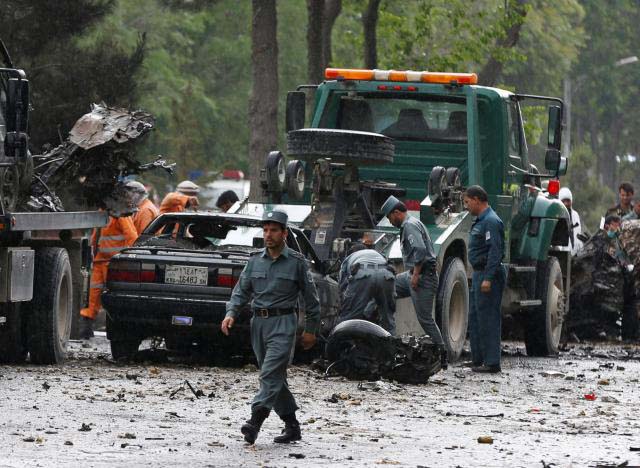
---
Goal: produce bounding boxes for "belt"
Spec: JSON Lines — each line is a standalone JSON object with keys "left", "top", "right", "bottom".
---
{"left": 253, "top": 307, "right": 295, "bottom": 318}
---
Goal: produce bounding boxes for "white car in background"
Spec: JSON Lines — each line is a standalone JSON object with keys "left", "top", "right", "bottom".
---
{"left": 200, "top": 170, "right": 250, "bottom": 210}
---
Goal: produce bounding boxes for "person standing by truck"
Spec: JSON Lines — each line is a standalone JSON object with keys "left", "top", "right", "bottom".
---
{"left": 126, "top": 180, "right": 159, "bottom": 234}
{"left": 464, "top": 185, "right": 505, "bottom": 373}
{"left": 559, "top": 187, "right": 583, "bottom": 255}
{"left": 79, "top": 214, "right": 138, "bottom": 339}
{"left": 607, "top": 182, "right": 634, "bottom": 218}
{"left": 221, "top": 210, "right": 320, "bottom": 445}
{"left": 381, "top": 195, "right": 447, "bottom": 368}
{"left": 338, "top": 243, "right": 396, "bottom": 333}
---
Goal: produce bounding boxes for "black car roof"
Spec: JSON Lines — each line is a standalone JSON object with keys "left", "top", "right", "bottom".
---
{"left": 143, "top": 211, "right": 265, "bottom": 234}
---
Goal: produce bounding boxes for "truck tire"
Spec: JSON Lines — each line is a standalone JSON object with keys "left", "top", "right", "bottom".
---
{"left": 27, "top": 248, "right": 73, "bottom": 364}
{"left": 436, "top": 257, "right": 469, "bottom": 362}
{"left": 287, "top": 129, "right": 394, "bottom": 165}
{"left": 107, "top": 313, "right": 141, "bottom": 361}
{"left": 285, "top": 160, "right": 305, "bottom": 201}
{"left": 524, "top": 257, "right": 565, "bottom": 356}
{"left": 0, "top": 303, "right": 27, "bottom": 364}
{"left": 427, "top": 166, "right": 447, "bottom": 197}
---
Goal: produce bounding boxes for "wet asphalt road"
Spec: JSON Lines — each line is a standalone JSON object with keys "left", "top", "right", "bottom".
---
{"left": 1, "top": 337, "right": 639, "bottom": 468}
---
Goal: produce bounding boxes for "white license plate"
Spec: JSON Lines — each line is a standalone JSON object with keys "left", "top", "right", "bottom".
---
{"left": 165, "top": 265, "right": 208, "bottom": 286}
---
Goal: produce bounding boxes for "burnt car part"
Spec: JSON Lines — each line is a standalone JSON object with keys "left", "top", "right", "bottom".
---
{"left": 26, "top": 104, "right": 174, "bottom": 216}
{"left": 324, "top": 319, "right": 442, "bottom": 384}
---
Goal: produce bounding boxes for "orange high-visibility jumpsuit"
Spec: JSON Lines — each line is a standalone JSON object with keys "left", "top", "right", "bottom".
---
{"left": 80, "top": 216, "right": 138, "bottom": 320}
{"left": 159, "top": 192, "right": 197, "bottom": 214}
{"left": 133, "top": 198, "right": 159, "bottom": 234}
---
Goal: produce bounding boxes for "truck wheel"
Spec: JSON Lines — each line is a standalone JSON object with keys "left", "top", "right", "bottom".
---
{"left": 285, "top": 160, "right": 305, "bottom": 200}
{"left": 436, "top": 257, "right": 469, "bottom": 362}
{"left": 428, "top": 166, "right": 447, "bottom": 197}
{"left": 27, "top": 248, "right": 73, "bottom": 364}
{"left": 525, "top": 257, "right": 565, "bottom": 356}
{"left": 107, "top": 314, "right": 141, "bottom": 361}
{"left": 0, "top": 303, "right": 27, "bottom": 364}
{"left": 287, "top": 129, "right": 394, "bottom": 165}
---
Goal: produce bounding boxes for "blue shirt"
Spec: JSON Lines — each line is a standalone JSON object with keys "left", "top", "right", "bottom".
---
{"left": 468, "top": 206, "right": 505, "bottom": 280}
{"left": 225, "top": 245, "right": 321, "bottom": 333}
{"left": 400, "top": 215, "right": 436, "bottom": 269}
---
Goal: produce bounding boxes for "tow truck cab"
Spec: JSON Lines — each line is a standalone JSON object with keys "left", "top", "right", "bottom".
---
{"left": 283, "top": 68, "right": 571, "bottom": 360}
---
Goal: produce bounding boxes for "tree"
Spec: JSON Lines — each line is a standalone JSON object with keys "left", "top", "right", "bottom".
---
{"left": 307, "top": 0, "right": 325, "bottom": 84}
{"left": 362, "top": 0, "right": 381, "bottom": 69}
{"left": 248, "top": 0, "right": 278, "bottom": 199}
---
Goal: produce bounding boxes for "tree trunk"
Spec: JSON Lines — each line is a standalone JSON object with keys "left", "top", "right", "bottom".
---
{"left": 307, "top": 0, "right": 325, "bottom": 84}
{"left": 322, "top": 0, "right": 342, "bottom": 68}
{"left": 249, "top": 0, "right": 278, "bottom": 200}
{"left": 478, "top": 0, "right": 528, "bottom": 87}
{"left": 362, "top": 0, "right": 381, "bottom": 69}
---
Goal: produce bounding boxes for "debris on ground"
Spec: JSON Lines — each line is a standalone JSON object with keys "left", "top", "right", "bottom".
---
{"left": 323, "top": 320, "right": 441, "bottom": 384}
{"left": 477, "top": 436, "right": 494, "bottom": 444}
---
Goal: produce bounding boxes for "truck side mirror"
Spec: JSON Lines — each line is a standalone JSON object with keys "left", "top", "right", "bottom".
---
{"left": 286, "top": 91, "right": 306, "bottom": 133}
{"left": 544, "top": 148, "right": 561, "bottom": 173}
{"left": 547, "top": 105, "right": 562, "bottom": 150}
{"left": 558, "top": 156, "right": 568, "bottom": 176}
{"left": 6, "top": 77, "right": 29, "bottom": 133}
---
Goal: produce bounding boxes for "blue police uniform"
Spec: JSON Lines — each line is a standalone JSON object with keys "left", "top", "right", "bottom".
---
{"left": 338, "top": 249, "right": 396, "bottom": 333}
{"left": 226, "top": 214, "right": 320, "bottom": 420}
{"left": 468, "top": 206, "right": 505, "bottom": 368}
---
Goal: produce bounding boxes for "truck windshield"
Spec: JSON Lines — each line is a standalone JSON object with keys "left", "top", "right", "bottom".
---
{"left": 335, "top": 94, "right": 467, "bottom": 143}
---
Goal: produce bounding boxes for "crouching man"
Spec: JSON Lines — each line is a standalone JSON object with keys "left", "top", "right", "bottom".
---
{"left": 338, "top": 243, "right": 396, "bottom": 333}
{"left": 221, "top": 209, "right": 320, "bottom": 444}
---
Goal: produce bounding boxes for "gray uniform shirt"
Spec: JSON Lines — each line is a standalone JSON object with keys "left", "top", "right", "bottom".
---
{"left": 400, "top": 215, "right": 436, "bottom": 269}
{"left": 339, "top": 249, "right": 388, "bottom": 293}
{"left": 225, "top": 245, "right": 321, "bottom": 333}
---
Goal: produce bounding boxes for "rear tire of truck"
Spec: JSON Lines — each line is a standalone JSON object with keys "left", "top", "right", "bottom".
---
{"left": 525, "top": 257, "right": 565, "bottom": 356}
{"left": 287, "top": 129, "right": 394, "bottom": 165}
{"left": 27, "top": 248, "right": 73, "bottom": 365}
{"left": 107, "top": 314, "right": 141, "bottom": 361}
{"left": 0, "top": 303, "right": 27, "bottom": 364}
{"left": 285, "top": 160, "right": 305, "bottom": 201}
{"left": 436, "top": 257, "right": 469, "bottom": 362}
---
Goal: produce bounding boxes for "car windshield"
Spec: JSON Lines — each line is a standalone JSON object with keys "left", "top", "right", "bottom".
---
{"left": 144, "top": 216, "right": 265, "bottom": 249}
{"left": 334, "top": 94, "right": 467, "bottom": 143}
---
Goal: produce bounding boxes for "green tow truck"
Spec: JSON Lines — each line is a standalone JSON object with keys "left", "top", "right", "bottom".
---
{"left": 259, "top": 67, "right": 571, "bottom": 362}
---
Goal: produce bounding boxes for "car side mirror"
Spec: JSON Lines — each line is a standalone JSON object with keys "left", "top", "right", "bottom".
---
{"left": 547, "top": 105, "right": 562, "bottom": 151}
{"left": 286, "top": 91, "right": 306, "bottom": 133}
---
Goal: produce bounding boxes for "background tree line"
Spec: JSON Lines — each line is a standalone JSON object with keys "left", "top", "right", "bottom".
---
{"left": 1, "top": 0, "right": 637, "bottom": 230}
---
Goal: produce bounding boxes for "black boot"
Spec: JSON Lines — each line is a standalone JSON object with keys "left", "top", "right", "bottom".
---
{"left": 273, "top": 413, "right": 301, "bottom": 443}
{"left": 439, "top": 346, "right": 448, "bottom": 371}
{"left": 79, "top": 317, "right": 94, "bottom": 340}
{"left": 241, "top": 407, "right": 270, "bottom": 444}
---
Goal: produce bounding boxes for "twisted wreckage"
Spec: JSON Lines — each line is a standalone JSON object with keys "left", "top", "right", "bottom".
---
{"left": 10, "top": 104, "right": 173, "bottom": 216}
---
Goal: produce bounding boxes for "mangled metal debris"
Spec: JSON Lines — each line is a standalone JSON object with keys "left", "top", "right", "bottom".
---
{"left": 24, "top": 104, "right": 174, "bottom": 216}
{"left": 323, "top": 319, "right": 442, "bottom": 384}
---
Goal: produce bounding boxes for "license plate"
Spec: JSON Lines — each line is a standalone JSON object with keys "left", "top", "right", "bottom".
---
{"left": 165, "top": 265, "right": 208, "bottom": 285}
{"left": 172, "top": 316, "right": 193, "bottom": 326}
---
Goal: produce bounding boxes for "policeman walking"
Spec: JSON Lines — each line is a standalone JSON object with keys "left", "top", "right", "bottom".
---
{"left": 221, "top": 210, "right": 320, "bottom": 445}
{"left": 464, "top": 185, "right": 505, "bottom": 373}
{"left": 381, "top": 196, "right": 447, "bottom": 367}
{"left": 338, "top": 243, "right": 396, "bottom": 333}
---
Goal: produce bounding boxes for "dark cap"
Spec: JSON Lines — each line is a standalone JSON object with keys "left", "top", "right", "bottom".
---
{"left": 381, "top": 195, "right": 402, "bottom": 217}
{"left": 262, "top": 209, "right": 288, "bottom": 227}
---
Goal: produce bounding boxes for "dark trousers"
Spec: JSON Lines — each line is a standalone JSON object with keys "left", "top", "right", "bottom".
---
{"left": 469, "top": 268, "right": 505, "bottom": 367}
{"left": 250, "top": 313, "right": 298, "bottom": 416}
{"left": 395, "top": 268, "right": 444, "bottom": 345}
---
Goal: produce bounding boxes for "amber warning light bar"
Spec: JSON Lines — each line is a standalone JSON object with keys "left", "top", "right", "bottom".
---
{"left": 325, "top": 68, "right": 478, "bottom": 85}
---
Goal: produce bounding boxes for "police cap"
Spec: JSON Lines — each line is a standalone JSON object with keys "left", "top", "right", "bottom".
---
{"left": 262, "top": 209, "right": 288, "bottom": 228}
{"left": 381, "top": 195, "right": 405, "bottom": 217}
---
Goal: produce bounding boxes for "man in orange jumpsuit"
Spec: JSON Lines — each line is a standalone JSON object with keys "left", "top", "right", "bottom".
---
{"left": 126, "top": 180, "right": 159, "bottom": 234}
{"left": 159, "top": 180, "right": 200, "bottom": 214}
{"left": 79, "top": 215, "right": 138, "bottom": 339}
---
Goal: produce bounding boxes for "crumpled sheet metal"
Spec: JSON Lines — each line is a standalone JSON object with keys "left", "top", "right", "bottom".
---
{"left": 69, "top": 104, "right": 154, "bottom": 150}
{"left": 27, "top": 104, "right": 173, "bottom": 216}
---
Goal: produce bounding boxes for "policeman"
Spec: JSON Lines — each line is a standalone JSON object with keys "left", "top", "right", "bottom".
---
{"left": 221, "top": 210, "right": 320, "bottom": 445}
{"left": 464, "top": 185, "right": 505, "bottom": 373}
{"left": 338, "top": 243, "right": 396, "bottom": 333}
{"left": 381, "top": 196, "right": 446, "bottom": 367}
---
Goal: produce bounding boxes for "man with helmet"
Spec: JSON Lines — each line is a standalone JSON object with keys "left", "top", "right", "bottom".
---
{"left": 125, "top": 180, "right": 159, "bottom": 234}
{"left": 159, "top": 180, "right": 200, "bottom": 214}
